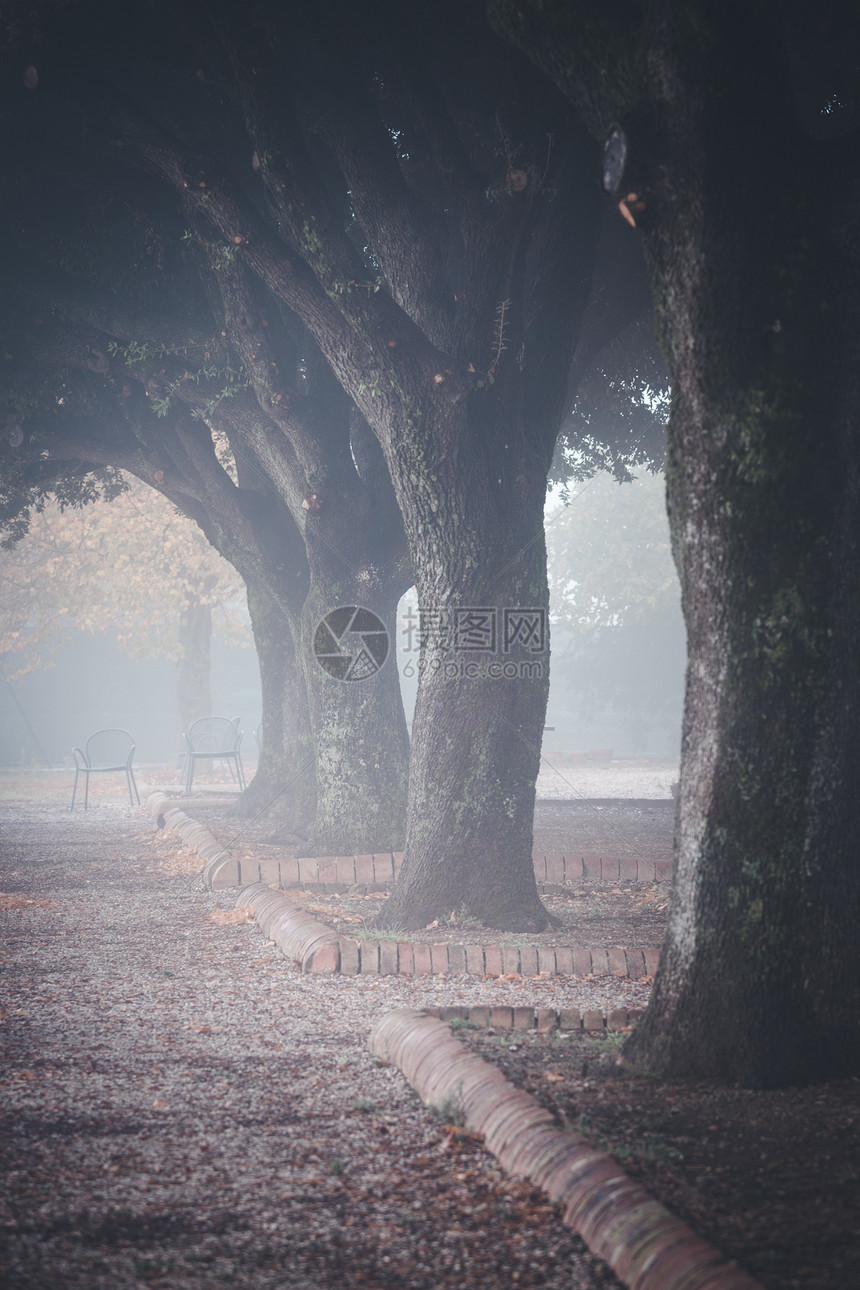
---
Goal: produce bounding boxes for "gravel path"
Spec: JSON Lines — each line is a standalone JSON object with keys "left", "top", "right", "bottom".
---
{"left": 0, "top": 803, "right": 652, "bottom": 1289}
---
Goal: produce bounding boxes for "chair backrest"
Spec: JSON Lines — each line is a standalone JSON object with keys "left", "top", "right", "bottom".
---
{"left": 85, "top": 728, "right": 136, "bottom": 768}
{"left": 186, "top": 716, "right": 241, "bottom": 753}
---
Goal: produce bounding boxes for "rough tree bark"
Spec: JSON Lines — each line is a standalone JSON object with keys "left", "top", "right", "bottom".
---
{"left": 492, "top": 0, "right": 860, "bottom": 1081}
{"left": 0, "top": 0, "right": 651, "bottom": 927}
{"left": 237, "top": 579, "right": 317, "bottom": 838}
{"left": 153, "top": 0, "right": 603, "bottom": 927}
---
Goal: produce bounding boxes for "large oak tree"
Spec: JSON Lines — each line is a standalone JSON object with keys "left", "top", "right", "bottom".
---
{"left": 492, "top": 0, "right": 860, "bottom": 1082}
{"left": 2, "top": 0, "right": 657, "bottom": 928}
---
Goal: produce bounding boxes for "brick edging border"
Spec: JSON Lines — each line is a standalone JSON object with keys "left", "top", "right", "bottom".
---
{"left": 235, "top": 881, "right": 659, "bottom": 982}
{"left": 142, "top": 786, "right": 672, "bottom": 888}
{"left": 143, "top": 790, "right": 662, "bottom": 982}
{"left": 368, "top": 1009, "right": 762, "bottom": 1290}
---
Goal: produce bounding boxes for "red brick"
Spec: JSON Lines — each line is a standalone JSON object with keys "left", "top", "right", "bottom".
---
{"left": 396, "top": 942, "right": 414, "bottom": 975}
{"left": 638, "top": 859, "right": 657, "bottom": 882}
{"left": 583, "top": 1010, "right": 604, "bottom": 1032}
{"left": 468, "top": 1006, "right": 490, "bottom": 1028}
{"left": 254, "top": 857, "right": 278, "bottom": 886}
{"left": 440, "top": 1005, "right": 469, "bottom": 1023}
{"left": 590, "top": 948, "right": 610, "bottom": 976}
{"left": 559, "top": 1008, "right": 581, "bottom": 1032}
{"left": 305, "top": 942, "right": 339, "bottom": 974}
{"left": 412, "top": 943, "right": 433, "bottom": 975}
{"left": 655, "top": 859, "right": 672, "bottom": 883}
{"left": 608, "top": 948, "right": 628, "bottom": 977}
{"left": 572, "top": 948, "right": 592, "bottom": 977}
{"left": 317, "top": 860, "right": 338, "bottom": 885}
{"left": 276, "top": 858, "right": 300, "bottom": 888}
{"left": 536, "top": 1007, "right": 558, "bottom": 1032}
{"left": 297, "top": 857, "right": 319, "bottom": 885}
{"left": 582, "top": 854, "right": 601, "bottom": 878}
{"left": 354, "top": 854, "right": 375, "bottom": 885}
{"left": 532, "top": 852, "right": 547, "bottom": 883}
{"left": 563, "top": 854, "right": 584, "bottom": 881}
{"left": 607, "top": 1009, "right": 629, "bottom": 1032}
{"left": 538, "top": 947, "right": 557, "bottom": 975}
{"left": 210, "top": 858, "right": 240, "bottom": 888}
{"left": 379, "top": 940, "right": 399, "bottom": 975}
{"left": 335, "top": 856, "right": 356, "bottom": 884}
{"left": 554, "top": 947, "right": 574, "bottom": 976}
{"left": 625, "top": 949, "right": 646, "bottom": 978}
{"left": 519, "top": 945, "right": 539, "bottom": 977}
{"left": 430, "top": 943, "right": 449, "bottom": 974}
{"left": 359, "top": 941, "right": 379, "bottom": 974}
{"left": 501, "top": 945, "right": 521, "bottom": 975}
{"left": 618, "top": 857, "right": 639, "bottom": 881}
{"left": 602, "top": 856, "right": 620, "bottom": 881}
{"left": 464, "top": 945, "right": 485, "bottom": 975}
{"left": 239, "top": 858, "right": 259, "bottom": 884}
{"left": 513, "top": 1006, "right": 536, "bottom": 1030}
{"left": 483, "top": 945, "right": 503, "bottom": 977}
{"left": 544, "top": 852, "right": 565, "bottom": 885}
{"left": 339, "top": 938, "right": 360, "bottom": 975}
{"left": 447, "top": 944, "right": 467, "bottom": 975}
{"left": 373, "top": 853, "right": 394, "bottom": 885}
{"left": 644, "top": 948, "right": 661, "bottom": 975}
{"left": 491, "top": 1006, "right": 513, "bottom": 1029}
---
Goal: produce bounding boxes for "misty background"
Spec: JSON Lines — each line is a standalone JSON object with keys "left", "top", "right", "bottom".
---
{"left": 0, "top": 470, "right": 684, "bottom": 767}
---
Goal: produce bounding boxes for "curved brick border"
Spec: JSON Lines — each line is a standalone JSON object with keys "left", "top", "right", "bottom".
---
{"left": 233, "top": 883, "right": 659, "bottom": 982}
{"left": 143, "top": 789, "right": 226, "bottom": 875}
{"left": 144, "top": 791, "right": 662, "bottom": 981}
{"left": 369, "top": 1009, "right": 762, "bottom": 1290}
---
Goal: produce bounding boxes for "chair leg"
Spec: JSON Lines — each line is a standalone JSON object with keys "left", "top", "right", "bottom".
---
{"left": 237, "top": 752, "right": 246, "bottom": 791}
{"left": 83, "top": 771, "right": 89, "bottom": 811}
{"left": 186, "top": 755, "right": 195, "bottom": 794}
{"left": 127, "top": 768, "right": 140, "bottom": 806}
{"left": 71, "top": 768, "right": 78, "bottom": 810}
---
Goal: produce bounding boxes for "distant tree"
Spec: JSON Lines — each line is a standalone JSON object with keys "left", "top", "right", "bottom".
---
{"left": 0, "top": 475, "right": 250, "bottom": 742}
{"left": 546, "top": 470, "right": 683, "bottom": 750}
{"left": 492, "top": 0, "right": 860, "bottom": 1084}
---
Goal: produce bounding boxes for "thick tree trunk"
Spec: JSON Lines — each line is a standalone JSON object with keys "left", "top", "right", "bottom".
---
{"left": 234, "top": 581, "right": 317, "bottom": 839}
{"left": 492, "top": 0, "right": 860, "bottom": 1081}
{"left": 624, "top": 187, "right": 860, "bottom": 1081}
{"left": 176, "top": 598, "right": 211, "bottom": 753}
{"left": 379, "top": 414, "right": 553, "bottom": 932}
{"left": 300, "top": 577, "right": 410, "bottom": 856}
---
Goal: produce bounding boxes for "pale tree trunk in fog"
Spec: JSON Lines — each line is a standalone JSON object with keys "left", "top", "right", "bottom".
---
{"left": 235, "top": 581, "right": 318, "bottom": 840}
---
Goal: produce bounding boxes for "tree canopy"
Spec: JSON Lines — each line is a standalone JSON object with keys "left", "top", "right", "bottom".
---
{"left": 0, "top": 0, "right": 668, "bottom": 929}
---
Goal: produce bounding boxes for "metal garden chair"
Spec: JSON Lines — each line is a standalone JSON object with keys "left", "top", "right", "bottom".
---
{"left": 183, "top": 716, "right": 245, "bottom": 792}
{"left": 70, "top": 728, "right": 140, "bottom": 810}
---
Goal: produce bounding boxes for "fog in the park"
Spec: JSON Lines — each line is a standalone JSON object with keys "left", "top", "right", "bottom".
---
{"left": 1, "top": 4, "right": 858, "bottom": 1286}
{"left": 1, "top": 471, "right": 683, "bottom": 770}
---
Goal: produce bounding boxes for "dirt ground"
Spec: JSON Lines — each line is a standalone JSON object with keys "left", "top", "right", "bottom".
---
{"left": 2, "top": 771, "right": 857, "bottom": 1288}
{"left": 461, "top": 1028, "right": 860, "bottom": 1290}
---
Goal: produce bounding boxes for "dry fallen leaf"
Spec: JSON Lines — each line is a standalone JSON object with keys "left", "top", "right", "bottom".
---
{"left": 545, "top": 1071, "right": 565, "bottom": 1082}
{"left": 207, "top": 908, "right": 254, "bottom": 925}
